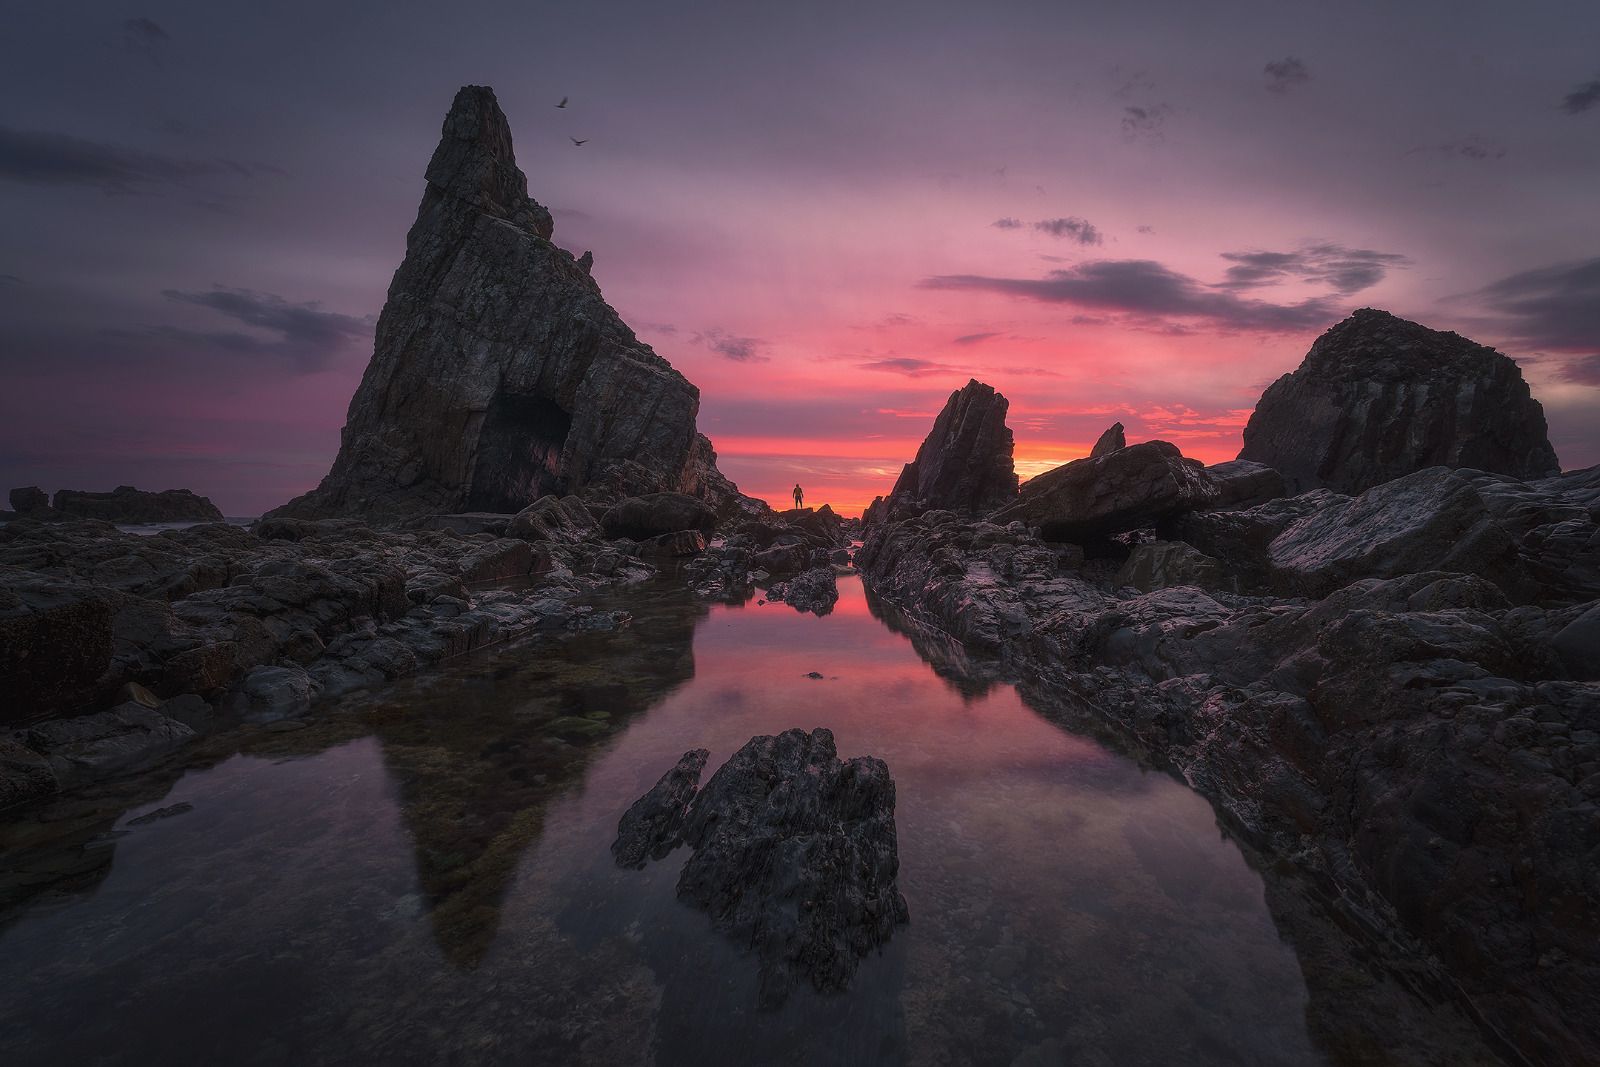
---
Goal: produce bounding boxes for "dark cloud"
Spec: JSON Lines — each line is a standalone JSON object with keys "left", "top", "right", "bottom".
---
{"left": 0, "top": 125, "right": 278, "bottom": 193}
{"left": 1136, "top": 225, "right": 1154, "bottom": 234}
{"left": 1218, "top": 243, "right": 1409, "bottom": 295}
{"left": 105, "top": 287, "right": 373, "bottom": 373}
{"left": 692, "top": 327, "right": 768, "bottom": 362}
{"left": 121, "top": 17, "right": 170, "bottom": 64}
{"left": 1561, "top": 355, "right": 1600, "bottom": 385}
{"left": 1410, "top": 137, "right": 1507, "bottom": 161}
{"left": 858, "top": 357, "right": 963, "bottom": 376}
{"left": 922, "top": 259, "right": 1341, "bottom": 333}
{"left": 1121, "top": 104, "right": 1171, "bottom": 139}
{"left": 1472, "top": 256, "right": 1600, "bottom": 355}
{"left": 1264, "top": 57, "right": 1309, "bottom": 95}
{"left": 992, "top": 217, "right": 1022, "bottom": 229}
{"left": 1034, "top": 217, "right": 1102, "bottom": 244}
{"left": 1559, "top": 78, "right": 1600, "bottom": 114}
{"left": 953, "top": 332, "right": 999, "bottom": 345}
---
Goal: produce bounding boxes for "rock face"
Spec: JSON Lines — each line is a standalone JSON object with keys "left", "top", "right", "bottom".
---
{"left": 50, "top": 487, "right": 223, "bottom": 524}
{"left": 270, "top": 86, "right": 745, "bottom": 521}
{"left": 613, "top": 728, "right": 909, "bottom": 1007}
{"left": 868, "top": 379, "right": 1017, "bottom": 521}
{"left": 1089, "top": 422, "right": 1125, "bottom": 458}
{"left": 992, "top": 440, "right": 1219, "bottom": 543}
{"left": 599, "top": 493, "right": 715, "bottom": 540}
{"left": 1239, "top": 308, "right": 1560, "bottom": 494}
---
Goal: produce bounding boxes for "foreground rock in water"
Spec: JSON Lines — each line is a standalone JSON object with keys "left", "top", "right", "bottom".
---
{"left": 614, "top": 728, "right": 909, "bottom": 1007}
{"left": 270, "top": 85, "right": 749, "bottom": 521}
{"left": 857, "top": 461, "right": 1600, "bottom": 1063}
{"left": 764, "top": 565, "right": 840, "bottom": 615}
{"left": 866, "top": 378, "right": 1018, "bottom": 523}
{"left": 1239, "top": 308, "right": 1560, "bottom": 494}
{"left": 992, "top": 440, "right": 1219, "bottom": 543}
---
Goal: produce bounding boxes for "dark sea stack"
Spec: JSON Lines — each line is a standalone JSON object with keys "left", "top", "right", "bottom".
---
{"left": 1089, "top": 422, "right": 1125, "bottom": 458}
{"left": 873, "top": 379, "right": 1018, "bottom": 521}
{"left": 269, "top": 86, "right": 744, "bottom": 521}
{"left": 51, "top": 486, "right": 223, "bottom": 524}
{"left": 9, "top": 487, "right": 50, "bottom": 515}
{"left": 1239, "top": 308, "right": 1561, "bottom": 494}
{"left": 991, "top": 440, "right": 1219, "bottom": 543}
{"left": 614, "top": 728, "right": 909, "bottom": 1007}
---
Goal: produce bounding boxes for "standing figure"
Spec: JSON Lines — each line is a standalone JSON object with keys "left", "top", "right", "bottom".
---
{"left": 792, "top": 483, "right": 804, "bottom": 510}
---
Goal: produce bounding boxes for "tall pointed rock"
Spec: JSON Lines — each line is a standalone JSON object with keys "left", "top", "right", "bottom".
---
{"left": 866, "top": 379, "right": 1018, "bottom": 522}
{"left": 271, "top": 86, "right": 735, "bottom": 519}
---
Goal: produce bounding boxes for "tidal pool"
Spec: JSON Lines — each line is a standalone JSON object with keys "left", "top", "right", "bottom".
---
{"left": 0, "top": 572, "right": 1360, "bottom": 1064}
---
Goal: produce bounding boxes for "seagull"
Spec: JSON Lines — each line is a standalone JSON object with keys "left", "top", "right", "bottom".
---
{"left": 556, "top": 96, "right": 568, "bottom": 108}
{"left": 571, "top": 136, "right": 587, "bottom": 146}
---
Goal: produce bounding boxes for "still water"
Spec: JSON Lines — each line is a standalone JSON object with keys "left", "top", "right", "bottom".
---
{"left": 0, "top": 572, "right": 1330, "bottom": 1065}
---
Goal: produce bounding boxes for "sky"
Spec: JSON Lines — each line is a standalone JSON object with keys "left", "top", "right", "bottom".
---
{"left": 1, "top": 1, "right": 1597, "bottom": 517}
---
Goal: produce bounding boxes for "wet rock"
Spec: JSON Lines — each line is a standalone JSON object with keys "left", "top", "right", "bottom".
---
{"left": 1552, "top": 604, "right": 1600, "bottom": 680}
{"left": 751, "top": 543, "right": 810, "bottom": 575}
{"left": 1089, "top": 422, "right": 1125, "bottom": 458}
{"left": 127, "top": 801, "right": 194, "bottom": 826}
{"left": 234, "top": 665, "right": 315, "bottom": 720}
{"left": 992, "top": 440, "right": 1219, "bottom": 544}
{"left": 21, "top": 702, "right": 194, "bottom": 787}
{"left": 507, "top": 495, "right": 597, "bottom": 543}
{"left": 9, "top": 486, "right": 50, "bottom": 515}
{"left": 0, "top": 736, "right": 57, "bottom": 810}
{"left": 618, "top": 728, "right": 909, "bottom": 1007}
{"left": 636, "top": 530, "right": 707, "bottom": 558}
{"left": 268, "top": 85, "right": 751, "bottom": 521}
{"left": 600, "top": 493, "right": 716, "bottom": 540}
{"left": 1266, "top": 467, "right": 1526, "bottom": 599}
{"left": 458, "top": 538, "right": 539, "bottom": 582}
{"left": 1239, "top": 308, "right": 1560, "bottom": 494}
{"left": 611, "top": 748, "right": 709, "bottom": 868}
{"left": 766, "top": 566, "right": 840, "bottom": 615}
{"left": 1115, "top": 541, "right": 1227, "bottom": 593}
{"left": 870, "top": 379, "right": 1018, "bottom": 521}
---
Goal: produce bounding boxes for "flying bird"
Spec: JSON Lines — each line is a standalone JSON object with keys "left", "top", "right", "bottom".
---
{"left": 556, "top": 96, "right": 568, "bottom": 108}
{"left": 571, "top": 137, "right": 587, "bottom": 146}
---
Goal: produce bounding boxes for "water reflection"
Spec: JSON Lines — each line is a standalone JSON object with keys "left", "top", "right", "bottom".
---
{"left": 0, "top": 572, "right": 1497, "bottom": 1064}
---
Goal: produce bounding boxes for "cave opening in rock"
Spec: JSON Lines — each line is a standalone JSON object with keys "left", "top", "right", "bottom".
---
{"left": 467, "top": 393, "right": 573, "bottom": 512}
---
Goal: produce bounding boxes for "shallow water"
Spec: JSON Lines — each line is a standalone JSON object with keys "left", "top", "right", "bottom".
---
{"left": 0, "top": 572, "right": 1333, "bottom": 1065}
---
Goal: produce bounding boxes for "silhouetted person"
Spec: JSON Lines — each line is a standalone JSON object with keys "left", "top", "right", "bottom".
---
{"left": 793, "top": 483, "right": 804, "bottom": 509}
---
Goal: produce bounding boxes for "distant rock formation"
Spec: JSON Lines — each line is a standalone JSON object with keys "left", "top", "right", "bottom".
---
{"left": 270, "top": 85, "right": 748, "bottom": 521}
{"left": 9, "top": 487, "right": 49, "bottom": 515}
{"left": 614, "top": 728, "right": 909, "bottom": 1007}
{"left": 1089, "top": 422, "right": 1126, "bottom": 458}
{"left": 51, "top": 486, "right": 223, "bottom": 524}
{"left": 992, "top": 440, "right": 1219, "bottom": 543}
{"left": 1239, "top": 308, "right": 1560, "bottom": 494}
{"left": 865, "top": 379, "right": 1017, "bottom": 523}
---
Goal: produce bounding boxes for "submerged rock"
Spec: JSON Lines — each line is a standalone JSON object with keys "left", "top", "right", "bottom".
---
{"left": 269, "top": 85, "right": 749, "bottom": 522}
{"left": 1239, "top": 308, "right": 1560, "bottom": 494}
{"left": 992, "top": 440, "right": 1219, "bottom": 543}
{"left": 613, "top": 728, "right": 909, "bottom": 1007}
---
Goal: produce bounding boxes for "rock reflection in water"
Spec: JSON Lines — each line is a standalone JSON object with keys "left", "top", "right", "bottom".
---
{"left": 0, "top": 572, "right": 1462, "bottom": 1065}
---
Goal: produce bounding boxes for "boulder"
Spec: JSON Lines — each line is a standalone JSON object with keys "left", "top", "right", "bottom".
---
{"left": 21, "top": 702, "right": 194, "bottom": 787}
{"left": 1266, "top": 467, "right": 1527, "bottom": 599}
{"left": 1089, "top": 422, "right": 1126, "bottom": 458}
{"left": 775, "top": 504, "right": 845, "bottom": 546}
{"left": 636, "top": 530, "right": 707, "bottom": 558}
{"left": 874, "top": 379, "right": 1019, "bottom": 519}
{"left": 614, "top": 728, "right": 909, "bottom": 1007}
{"left": 506, "top": 495, "right": 597, "bottom": 543}
{"left": 601, "top": 493, "right": 716, "bottom": 540}
{"left": 765, "top": 566, "right": 840, "bottom": 615}
{"left": 1239, "top": 308, "right": 1560, "bottom": 494}
{"left": 457, "top": 538, "right": 539, "bottom": 582}
{"left": 1204, "top": 459, "right": 1286, "bottom": 509}
{"left": 267, "top": 86, "right": 751, "bottom": 521}
{"left": 1115, "top": 541, "right": 1227, "bottom": 593}
{"left": 51, "top": 486, "right": 223, "bottom": 524}
{"left": 991, "top": 440, "right": 1219, "bottom": 543}
{"left": 9, "top": 486, "right": 50, "bottom": 515}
